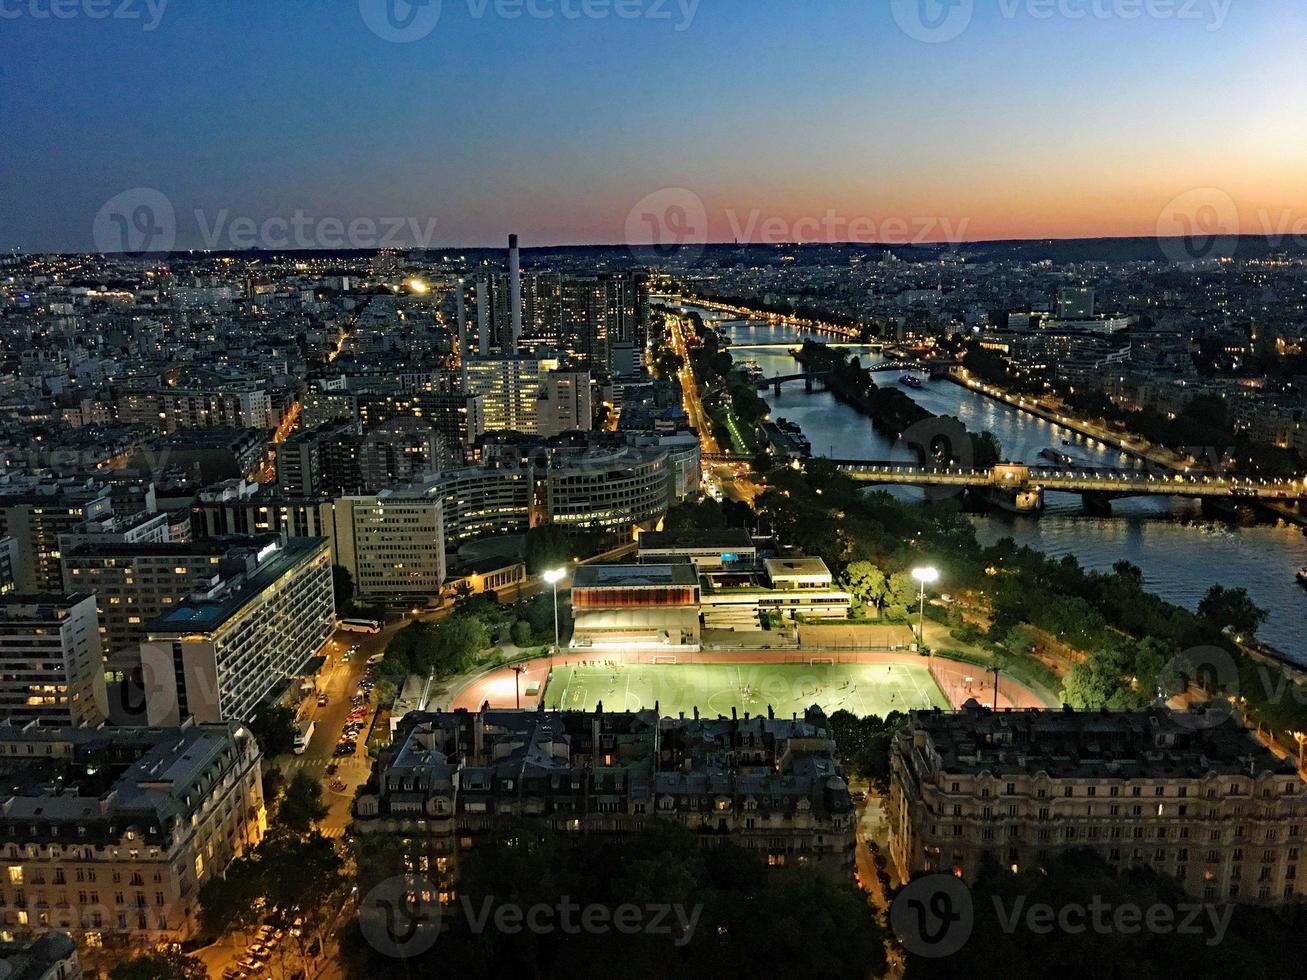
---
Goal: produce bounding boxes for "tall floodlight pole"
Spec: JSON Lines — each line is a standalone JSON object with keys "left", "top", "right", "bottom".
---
{"left": 544, "top": 568, "right": 566, "bottom": 667}
{"left": 911, "top": 566, "right": 940, "bottom": 652}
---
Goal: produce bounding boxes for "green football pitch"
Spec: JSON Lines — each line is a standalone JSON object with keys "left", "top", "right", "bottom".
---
{"left": 541, "top": 661, "right": 950, "bottom": 719}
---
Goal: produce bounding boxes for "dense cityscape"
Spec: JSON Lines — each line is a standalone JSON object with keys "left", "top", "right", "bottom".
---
{"left": 4, "top": 4, "right": 1307, "bottom": 979}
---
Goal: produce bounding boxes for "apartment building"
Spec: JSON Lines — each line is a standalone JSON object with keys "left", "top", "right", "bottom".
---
{"left": 889, "top": 704, "right": 1307, "bottom": 904}
{"left": 353, "top": 706, "right": 856, "bottom": 896}
{"left": 114, "top": 383, "right": 274, "bottom": 432}
{"left": 0, "top": 720, "right": 264, "bottom": 943}
{"left": 138, "top": 537, "right": 333, "bottom": 725}
{"left": 0, "top": 595, "right": 107, "bottom": 727}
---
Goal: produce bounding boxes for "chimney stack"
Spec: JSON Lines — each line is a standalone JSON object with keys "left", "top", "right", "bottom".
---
{"left": 508, "top": 234, "right": 522, "bottom": 354}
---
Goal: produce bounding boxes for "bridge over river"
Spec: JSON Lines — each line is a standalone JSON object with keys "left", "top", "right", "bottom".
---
{"left": 699, "top": 457, "right": 1306, "bottom": 513}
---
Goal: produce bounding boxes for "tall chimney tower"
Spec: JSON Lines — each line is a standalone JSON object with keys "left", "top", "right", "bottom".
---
{"left": 476, "top": 278, "right": 491, "bottom": 354}
{"left": 508, "top": 233, "right": 522, "bottom": 354}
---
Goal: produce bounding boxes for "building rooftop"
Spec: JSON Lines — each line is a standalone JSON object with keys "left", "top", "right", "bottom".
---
{"left": 637, "top": 528, "right": 755, "bottom": 552}
{"left": 572, "top": 563, "right": 701, "bottom": 589}
{"left": 64, "top": 533, "right": 280, "bottom": 560}
{"left": 0, "top": 593, "right": 94, "bottom": 618}
{"left": 145, "top": 536, "right": 326, "bottom": 635}
{"left": 0, "top": 720, "right": 256, "bottom": 845}
{"left": 906, "top": 703, "right": 1298, "bottom": 779}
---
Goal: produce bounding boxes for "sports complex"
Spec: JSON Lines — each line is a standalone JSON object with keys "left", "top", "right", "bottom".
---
{"left": 449, "top": 648, "right": 1048, "bottom": 717}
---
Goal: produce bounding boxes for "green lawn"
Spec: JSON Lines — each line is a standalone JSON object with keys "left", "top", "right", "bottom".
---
{"left": 541, "top": 661, "right": 949, "bottom": 719}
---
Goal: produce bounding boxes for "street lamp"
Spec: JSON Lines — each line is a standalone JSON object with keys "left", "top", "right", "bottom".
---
{"left": 911, "top": 566, "right": 940, "bottom": 652}
{"left": 543, "top": 567, "right": 566, "bottom": 666}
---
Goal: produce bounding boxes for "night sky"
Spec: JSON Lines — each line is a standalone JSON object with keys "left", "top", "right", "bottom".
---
{"left": 1, "top": 0, "right": 1303, "bottom": 252}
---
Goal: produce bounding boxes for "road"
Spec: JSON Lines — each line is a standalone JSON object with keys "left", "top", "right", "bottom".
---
{"left": 666, "top": 311, "right": 761, "bottom": 504}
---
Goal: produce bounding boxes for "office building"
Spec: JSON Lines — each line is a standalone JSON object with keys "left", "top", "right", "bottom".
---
{"left": 0, "top": 594, "right": 107, "bottom": 727}
{"left": 535, "top": 370, "right": 592, "bottom": 438}
{"left": 465, "top": 355, "right": 556, "bottom": 433}
{"left": 0, "top": 480, "right": 113, "bottom": 593}
{"left": 889, "top": 704, "right": 1307, "bottom": 904}
{"left": 543, "top": 447, "right": 669, "bottom": 533}
{"left": 333, "top": 491, "right": 446, "bottom": 604}
{"left": 61, "top": 536, "right": 281, "bottom": 658}
{"left": 0, "top": 721, "right": 264, "bottom": 942}
{"left": 0, "top": 537, "right": 17, "bottom": 594}
{"left": 1057, "top": 286, "right": 1095, "bottom": 320}
{"left": 353, "top": 706, "right": 856, "bottom": 892}
{"left": 138, "top": 537, "right": 333, "bottom": 725}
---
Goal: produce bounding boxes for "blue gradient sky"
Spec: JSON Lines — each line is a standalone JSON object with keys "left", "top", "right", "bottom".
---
{"left": 1, "top": 0, "right": 1304, "bottom": 251}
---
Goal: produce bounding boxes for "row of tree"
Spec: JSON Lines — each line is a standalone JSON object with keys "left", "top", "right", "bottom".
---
{"left": 345, "top": 821, "right": 885, "bottom": 979}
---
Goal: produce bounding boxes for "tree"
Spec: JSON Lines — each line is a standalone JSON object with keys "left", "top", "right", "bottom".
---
{"left": 197, "top": 856, "right": 264, "bottom": 936}
{"left": 844, "top": 561, "right": 888, "bottom": 612}
{"left": 110, "top": 951, "right": 207, "bottom": 980}
{"left": 331, "top": 564, "right": 355, "bottom": 613}
{"left": 249, "top": 703, "right": 297, "bottom": 758}
{"left": 884, "top": 571, "right": 918, "bottom": 621}
{"left": 510, "top": 619, "right": 532, "bottom": 647}
{"left": 1197, "top": 585, "right": 1268, "bottom": 639}
{"left": 278, "top": 770, "right": 329, "bottom": 835}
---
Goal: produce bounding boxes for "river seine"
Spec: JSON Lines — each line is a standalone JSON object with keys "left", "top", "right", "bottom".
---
{"left": 686, "top": 307, "right": 1307, "bottom": 665}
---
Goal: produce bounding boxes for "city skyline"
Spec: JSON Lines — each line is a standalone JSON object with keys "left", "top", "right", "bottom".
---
{"left": 3, "top": 1, "right": 1306, "bottom": 252}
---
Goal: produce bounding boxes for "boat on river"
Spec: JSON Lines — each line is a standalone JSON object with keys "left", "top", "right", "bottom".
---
{"left": 899, "top": 373, "right": 924, "bottom": 389}
{"left": 1298, "top": 566, "right": 1307, "bottom": 587}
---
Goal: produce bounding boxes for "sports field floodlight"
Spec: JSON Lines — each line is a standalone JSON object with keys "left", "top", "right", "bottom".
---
{"left": 543, "top": 568, "right": 567, "bottom": 665}
{"left": 911, "top": 566, "right": 940, "bottom": 650}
